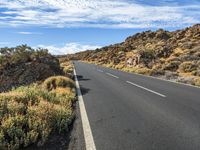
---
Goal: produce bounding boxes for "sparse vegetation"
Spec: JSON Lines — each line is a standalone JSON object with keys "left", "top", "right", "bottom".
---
{"left": 59, "top": 61, "right": 74, "bottom": 77}
{"left": 179, "top": 61, "right": 197, "bottom": 73}
{"left": 163, "top": 61, "right": 181, "bottom": 71}
{"left": 0, "top": 45, "right": 49, "bottom": 68}
{"left": 0, "top": 76, "right": 75, "bottom": 150}
{"left": 43, "top": 76, "right": 75, "bottom": 91}
{"left": 0, "top": 45, "right": 62, "bottom": 92}
{"left": 0, "top": 45, "right": 76, "bottom": 150}
{"left": 135, "top": 67, "right": 152, "bottom": 75}
{"left": 65, "top": 24, "right": 200, "bottom": 86}
{"left": 194, "top": 77, "right": 200, "bottom": 87}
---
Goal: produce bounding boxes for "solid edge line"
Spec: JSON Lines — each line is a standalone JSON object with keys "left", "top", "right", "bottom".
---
{"left": 106, "top": 72, "right": 119, "bottom": 78}
{"left": 126, "top": 81, "right": 166, "bottom": 98}
{"left": 74, "top": 69, "right": 97, "bottom": 150}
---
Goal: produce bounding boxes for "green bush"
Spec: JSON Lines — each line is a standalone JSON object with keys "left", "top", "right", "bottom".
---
{"left": 0, "top": 45, "right": 50, "bottom": 68}
{"left": 0, "top": 76, "right": 75, "bottom": 150}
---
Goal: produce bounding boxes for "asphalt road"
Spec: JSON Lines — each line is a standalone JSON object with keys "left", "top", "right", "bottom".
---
{"left": 74, "top": 61, "right": 200, "bottom": 150}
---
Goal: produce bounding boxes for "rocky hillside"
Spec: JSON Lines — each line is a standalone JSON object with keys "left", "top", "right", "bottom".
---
{"left": 0, "top": 45, "right": 77, "bottom": 150}
{"left": 67, "top": 24, "right": 200, "bottom": 86}
{"left": 0, "top": 45, "right": 62, "bottom": 92}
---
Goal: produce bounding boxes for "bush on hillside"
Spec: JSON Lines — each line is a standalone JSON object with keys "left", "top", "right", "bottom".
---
{"left": 139, "top": 49, "right": 155, "bottom": 60}
{"left": 60, "top": 62, "right": 74, "bottom": 76}
{"left": 0, "top": 76, "right": 75, "bottom": 150}
{"left": 0, "top": 45, "right": 50, "bottom": 69}
{"left": 163, "top": 61, "right": 181, "bottom": 71}
{"left": 63, "top": 66, "right": 73, "bottom": 74}
{"left": 135, "top": 67, "right": 152, "bottom": 75}
{"left": 194, "top": 77, "right": 200, "bottom": 87}
{"left": 192, "top": 69, "right": 200, "bottom": 76}
{"left": 179, "top": 61, "right": 197, "bottom": 73}
{"left": 43, "top": 76, "right": 75, "bottom": 91}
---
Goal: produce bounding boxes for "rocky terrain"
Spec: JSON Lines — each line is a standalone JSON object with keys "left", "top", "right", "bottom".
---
{"left": 67, "top": 24, "right": 200, "bottom": 86}
{"left": 0, "top": 45, "right": 62, "bottom": 92}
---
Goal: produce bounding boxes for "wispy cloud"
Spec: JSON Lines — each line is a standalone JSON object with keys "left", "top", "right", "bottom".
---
{"left": 0, "top": 0, "right": 199, "bottom": 28}
{"left": 17, "top": 32, "right": 42, "bottom": 35}
{"left": 37, "top": 42, "right": 101, "bottom": 55}
{"left": 0, "top": 42, "right": 10, "bottom": 45}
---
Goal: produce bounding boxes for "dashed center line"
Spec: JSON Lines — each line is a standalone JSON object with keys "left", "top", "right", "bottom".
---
{"left": 97, "top": 69, "right": 104, "bottom": 73}
{"left": 97, "top": 69, "right": 165, "bottom": 97}
{"left": 106, "top": 72, "right": 119, "bottom": 79}
{"left": 126, "top": 81, "right": 166, "bottom": 98}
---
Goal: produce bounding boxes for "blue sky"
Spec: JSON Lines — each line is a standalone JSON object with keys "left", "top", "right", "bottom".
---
{"left": 0, "top": 0, "right": 200, "bottom": 54}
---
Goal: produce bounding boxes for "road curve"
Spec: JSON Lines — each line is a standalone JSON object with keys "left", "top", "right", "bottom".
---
{"left": 74, "top": 61, "right": 200, "bottom": 150}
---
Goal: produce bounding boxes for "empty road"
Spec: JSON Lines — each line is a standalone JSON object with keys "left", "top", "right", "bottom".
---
{"left": 74, "top": 61, "right": 200, "bottom": 150}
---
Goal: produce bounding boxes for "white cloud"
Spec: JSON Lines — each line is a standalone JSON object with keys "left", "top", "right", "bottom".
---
{"left": 0, "top": 0, "right": 199, "bottom": 28}
{"left": 0, "top": 42, "right": 10, "bottom": 45}
{"left": 17, "top": 31, "right": 42, "bottom": 35}
{"left": 36, "top": 42, "right": 101, "bottom": 55}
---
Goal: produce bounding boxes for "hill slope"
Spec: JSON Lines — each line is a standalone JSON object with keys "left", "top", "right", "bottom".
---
{"left": 0, "top": 45, "right": 76, "bottom": 150}
{"left": 0, "top": 45, "right": 62, "bottom": 92}
{"left": 67, "top": 24, "right": 200, "bottom": 86}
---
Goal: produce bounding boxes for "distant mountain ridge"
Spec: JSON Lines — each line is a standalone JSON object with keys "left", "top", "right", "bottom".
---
{"left": 67, "top": 24, "right": 200, "bottom": 86}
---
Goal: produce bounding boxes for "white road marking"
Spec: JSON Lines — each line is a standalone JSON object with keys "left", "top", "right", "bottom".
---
{"left": 97, "top": 69, "right": 104, "bottom": 73}
{"left": 126, "top": 81, "right": 166, "bottom": 98}
{"left": 74, "top": 69, "right": 97, "bottom": 150}
{"left": 106, "top": 72, "right": 119, "bottom": 79}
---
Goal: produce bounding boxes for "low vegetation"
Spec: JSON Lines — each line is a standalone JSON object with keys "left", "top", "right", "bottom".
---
{"left": 66, "top": 24, "right": 200, "bottom": 86}
{"left": 179, "top": 61, "right": 197, "bottom": 73}
{"left": 0, "top": 76, "right": 75, "bottom": 150}
{"left": 59, "top": 61, "right": 74, "bottom": 78}
{"left": 0, "top": 45, "right": 77, "bottom": 150}
{"left": 195, "top": 77, "right": 200, "bottom": 86}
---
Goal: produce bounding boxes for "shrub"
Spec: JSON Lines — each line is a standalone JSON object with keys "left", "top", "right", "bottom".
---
{"left": 43, "top": 76, "right": 75, "bottom": 91}
{"left": 63, "top": 66, "right": 73, "bottom": 74}
{"left": 179, "top": 61, "right": 197, "bottom": 73}
{"left": 114, "top": 64, "right": 125, "bottom": 70}
{"left": 0, "top": 76, "right": 75, "bottom": 150}
{"left": 192, "top": 69, "right": 200, "bottom": 76}
{"left": 163, "top": 61, "right": 181, "bottom": 71}
{"left": 0, "top": 45, "right": 51, "bottom": 68}
{"left": 62, "top": 63, "right": 74, "bottom": 78}
{"left": 135, "top": 67, "right": 152, "bottom": 75}
{"left": 194, "top": 77, "right": 200, "bottom": 87}
{"left": 122, "top": 67, "right": 137, "bottom": 73}
{"left": 103, "top": 63, "right": 114, "bottom": 68}
{"left": 139, "top": 49, "right": 155, "bottom": 60}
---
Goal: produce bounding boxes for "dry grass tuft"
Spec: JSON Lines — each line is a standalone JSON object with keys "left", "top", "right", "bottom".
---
{"left": 194, "top": 77, "right": 200, "bottom": 87}
{"left": 43, "top": 76, "right": 75, "bottom": 91}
